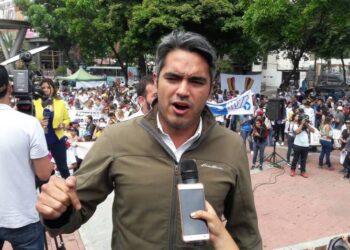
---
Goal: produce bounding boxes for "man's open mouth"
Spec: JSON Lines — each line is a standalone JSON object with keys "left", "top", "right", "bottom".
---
{"left": 173, "top": 102, "right": 190, "bottom": 110}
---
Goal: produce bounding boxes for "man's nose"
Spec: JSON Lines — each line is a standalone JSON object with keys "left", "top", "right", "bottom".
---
{"left": 176, "top": 79, "right": 190, "bottom": 97}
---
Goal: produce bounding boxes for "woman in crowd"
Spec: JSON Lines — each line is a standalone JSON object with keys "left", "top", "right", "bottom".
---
{"left": 319, "top": 116, "right": 334, "bottom": 169}
{"left": 285, "top": 113, "right": 298, "bottom": 163}
{"left": 84, "top": 115, "right": 96, "bottom": 141}
{"left": 34, "top": 78, "right": 71, "bottom": 178}
{"left": 92, "top": 118, "right": 107, "bottom": 140}
{"left": 251, "top": 118, "right": 267, "bottom": 170}
{"left": 239, "top": 114, "right": 253, "bottom": 152}
{"left": 290, "top": 114, "right": 315, "bottom": 178}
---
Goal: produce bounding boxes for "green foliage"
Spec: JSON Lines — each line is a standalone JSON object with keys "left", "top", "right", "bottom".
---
{"left": 55, "top": 65, "right": 68, "bottom": 76}
{"left": 242, "top": 0, "right": 345, "bottom": 84}
{"left": 18, "top": 0, "right": 348, "bottom": 80}
{"left": 124, "top": 0, "right": 259, "bottom": 69}
{"left": 217, "top": 58, "right": 233, "bottom": 74}
{"left": 312, "top": 0, "right": 350, "bottom": 59}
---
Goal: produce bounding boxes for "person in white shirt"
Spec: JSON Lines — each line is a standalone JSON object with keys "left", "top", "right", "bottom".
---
{"left": 290, "top": 113, "right": 315, "bottom": 178}
{"left": 0, "top": 65, "right": 53, "bottom": 249}
{"left": 303, "top": 100, "right": 315, "bottom": 126}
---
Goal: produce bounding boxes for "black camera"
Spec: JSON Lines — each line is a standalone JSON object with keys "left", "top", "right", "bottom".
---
{"left": 298, "top": 114, "right": 310, "bottom": 129}
{"left": 12, "top": 52, "right": 43, "bottom": 116}
{"left": 19, "top": 51, "right": 33, "bottom": 64}
{"left": 300, "top": 114, "right": 309, "bottom": 123}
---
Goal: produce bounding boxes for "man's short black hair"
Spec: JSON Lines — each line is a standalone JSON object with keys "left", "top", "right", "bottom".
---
{"left": 0, "top": 65, "right": 9, "bottom": 98}
{"left": 136, "top": 75, "right": 154, "bottom": 97}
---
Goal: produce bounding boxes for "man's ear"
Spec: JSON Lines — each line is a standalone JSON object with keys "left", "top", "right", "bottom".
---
{"left": 138, "top": 96, "right": 145, "bottom": 106}
{"left": 7, "top": 82, "right": 12, "bottom": 95}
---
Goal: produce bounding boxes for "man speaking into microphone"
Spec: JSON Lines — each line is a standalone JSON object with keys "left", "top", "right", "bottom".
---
{"left": 37, "top": 31, "right": 262, "bottom": 250}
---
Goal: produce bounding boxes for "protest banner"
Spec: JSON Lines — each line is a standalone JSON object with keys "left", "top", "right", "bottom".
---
{"left": 220, "top": 73, "right": 262, "bottom": 94}
{"left": 69, "top": 110, "right": 104, "bottom": 128}
{"left": 207, "top": 90, "right": 254, "bottom": 116}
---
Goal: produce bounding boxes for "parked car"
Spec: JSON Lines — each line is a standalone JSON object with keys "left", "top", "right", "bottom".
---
{"left": 318, "top": 74, "right": 347, "bottom": 86}
{"left": 315, "top": 86, "right": 347, "bottom": 101}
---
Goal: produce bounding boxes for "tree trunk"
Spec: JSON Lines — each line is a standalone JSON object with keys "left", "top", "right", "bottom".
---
{"left": 340, "top": 53, "right": 346, "bottom": 83}
{"left": 110, "top": 44, "right": 128, "bottom": 85}
{"left": 138, "top": 54, "right": 147, "bottom": 77}
{"left": 313, "top": 55, "right": 317, "bottom": 87}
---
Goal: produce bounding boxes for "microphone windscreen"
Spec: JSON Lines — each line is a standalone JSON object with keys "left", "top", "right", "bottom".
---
{"left": 180, "top": 159, "right": 198, "bottom": 183}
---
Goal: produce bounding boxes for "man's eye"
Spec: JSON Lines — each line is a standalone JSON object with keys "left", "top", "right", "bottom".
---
{"left": 192, "top": 81, "right": 205, "bottom": 85}
{"left": 166, "top": 76, "right": 179, "bottom": 81}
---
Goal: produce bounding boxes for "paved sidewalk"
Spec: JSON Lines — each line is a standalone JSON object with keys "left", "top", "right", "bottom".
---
{"left": 251, "top": 145, "right": 350, "bottom": 249}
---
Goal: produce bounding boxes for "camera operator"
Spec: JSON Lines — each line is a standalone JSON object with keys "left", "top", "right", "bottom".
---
{"left": 33, "top": 78, "right": 71, "bottom": 178}
{"left": 0, "top": 66, "right": 53, "bottom": 249}
{"left": 290, "top": 113, "right": 315, "bottom": 178}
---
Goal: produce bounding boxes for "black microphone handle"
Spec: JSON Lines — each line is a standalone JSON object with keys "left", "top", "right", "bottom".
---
{"left": 180, "top": 159, "right": 199, "bottom": 183}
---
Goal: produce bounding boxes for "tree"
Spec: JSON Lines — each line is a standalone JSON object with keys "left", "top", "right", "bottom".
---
{"left": 16, "top": 0, "right": 146, "bottom": 82}
{"left": 312, "top": 0, "right": 350, "bottom": 83}
{"left": 124, "top": 0, "right": 260, "bottom": 76}
{"left": 16, "top": 0, "right": 78, "bottom": 68}
{"left": 242, "top": 0, "right": 330, "bottom": 87}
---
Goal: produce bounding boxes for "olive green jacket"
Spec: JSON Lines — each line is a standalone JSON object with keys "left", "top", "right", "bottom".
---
{"left": 45, "top": 105, "right": 262, "bottom": 250}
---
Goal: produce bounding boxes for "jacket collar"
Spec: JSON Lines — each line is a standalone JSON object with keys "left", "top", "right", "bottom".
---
{"left": 139, "top": 100, "right": 217, "bottom": 162}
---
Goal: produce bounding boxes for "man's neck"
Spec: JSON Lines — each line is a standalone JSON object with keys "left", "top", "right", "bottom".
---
{"left": 158, "top": 115, "right": 200, "bottom": 149}
{"left": 0, "top": 97, "right": 9, "bottom": 105}
{"left": 168, "top": 126, "right": 198, "bottom": 149}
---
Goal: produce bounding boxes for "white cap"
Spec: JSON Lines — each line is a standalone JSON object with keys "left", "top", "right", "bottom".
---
{"left": 337, "top": 106, "right": 343, "bottom": 111}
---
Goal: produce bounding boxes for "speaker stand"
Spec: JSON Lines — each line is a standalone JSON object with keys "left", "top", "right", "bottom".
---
{"left": 264, "top": 139, "right": 288, "bottom": 168}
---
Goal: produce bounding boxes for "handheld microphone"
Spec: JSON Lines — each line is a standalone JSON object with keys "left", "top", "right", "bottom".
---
{"left": 43, "top": 108, "right": 51, "bottom": 134}
{"left": 178, "top": 159, "right": 208, "bottom": 244}
{"left": 180, "top": 159, "right": 198, "bottom": 184}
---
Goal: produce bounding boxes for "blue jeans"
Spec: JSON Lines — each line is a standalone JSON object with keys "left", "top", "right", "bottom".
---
{"left": 291, "top": 145, "right": 309, "bottom": 173}
{"left": 0, "top": 221, "right": 44, "bottom": 250}
{"left": 319, "top": 139, "right": 333, "bottom": 167}
{"left": 48, "top": 138, "right": 70, "bottom": 178}
{"left": 240, "top": 129, "right": 253, "bottom": 151}
{"left": 286, "top": 135, "right": 295, "bottom": 162}
{"left": 267, "top": 129, "right": 273, "bottom": 146}
{"left": 252, "top": 141, "right": 267, "bottom": 166}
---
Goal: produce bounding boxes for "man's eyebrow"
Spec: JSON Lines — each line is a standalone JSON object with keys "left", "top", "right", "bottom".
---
{"left": 163, "top": 72, "right": 208, "bottom": 82}
{"left": 163, "top": 72, "right": 183, "bottom": 78}
{"left": 187, "top": 76, "right": 208, "bottom": 83}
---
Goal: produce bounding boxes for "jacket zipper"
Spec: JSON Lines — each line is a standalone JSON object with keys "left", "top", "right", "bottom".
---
{"left": 169, "top": 163, "right": 180, "bottom": 250}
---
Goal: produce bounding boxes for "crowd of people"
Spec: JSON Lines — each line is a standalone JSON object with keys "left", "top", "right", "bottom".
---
{"left": 29, "top": 64, "right": 350, "bottom": 181}
{"left": 212, "top": 86, "right": 350, "bottom": 179}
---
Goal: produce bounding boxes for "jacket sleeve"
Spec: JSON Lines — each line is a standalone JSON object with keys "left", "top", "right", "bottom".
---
{"left": 62, "top": 102, "right": 70, "bottom": 127}
{"left": 44, "top": 128, "right": 115, "bottom": 235}
{"left": 224, "top": 139, "right": 262, "bottom": 250}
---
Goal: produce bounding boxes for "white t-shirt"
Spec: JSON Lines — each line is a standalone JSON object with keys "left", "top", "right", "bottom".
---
{"left": 292, "top": 123, "right": 309, "bottom": 147}
{"left": 0, "top": 104, "right": 48, "bottom": 228}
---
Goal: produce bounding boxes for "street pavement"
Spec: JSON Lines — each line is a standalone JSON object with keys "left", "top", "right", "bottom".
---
{"left": 3, "top": 144, "right": 349, "bottom": 250}
{"left": 251, "top": 145, "right": 350, "bottom": 249}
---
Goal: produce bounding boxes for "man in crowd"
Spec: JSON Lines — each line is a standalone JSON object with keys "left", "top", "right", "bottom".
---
{"left": 126, "top": 74, "right": 157, "bottom": 119}
{"left": 36, "top": 31, "right": 262, "bottom": 250}
{"left": 0, "top": 65, "right": 52, "bottom": 249}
